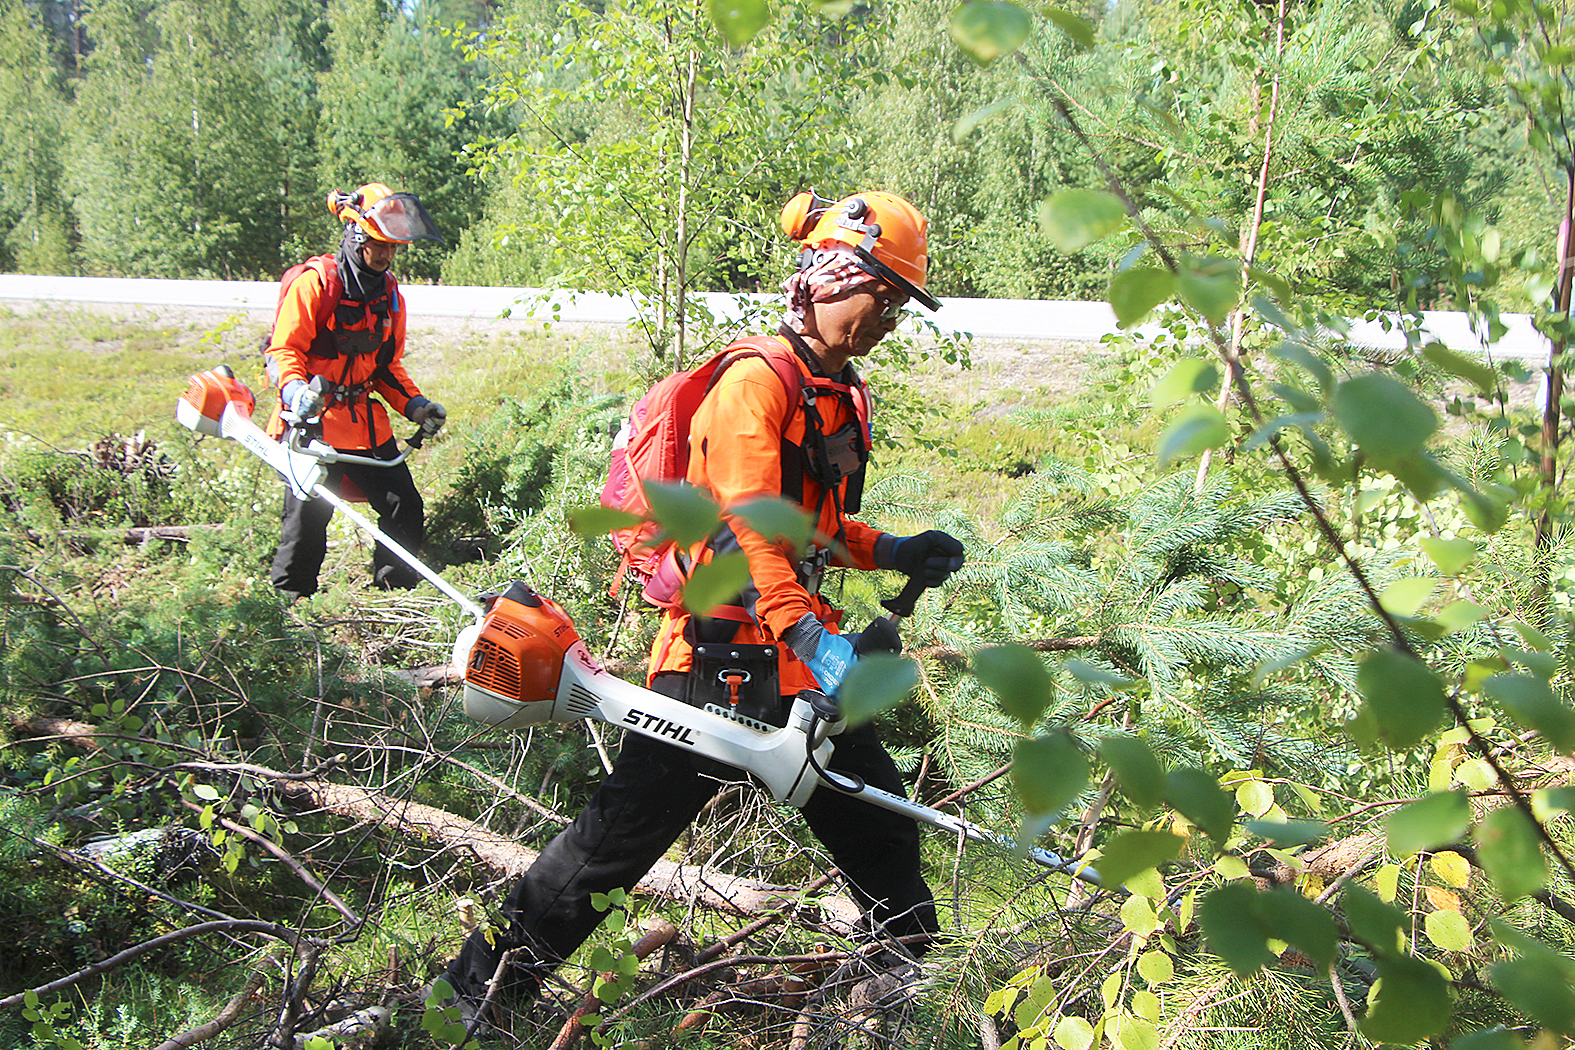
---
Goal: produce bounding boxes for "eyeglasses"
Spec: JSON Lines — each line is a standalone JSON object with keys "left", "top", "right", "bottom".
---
{"left": 870, "top": 287, "right": 909, "bottom": 320}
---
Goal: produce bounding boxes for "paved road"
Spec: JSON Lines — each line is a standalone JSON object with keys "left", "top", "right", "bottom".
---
{"left": 0, "top": 274, "right": 1552, "bottom": 360}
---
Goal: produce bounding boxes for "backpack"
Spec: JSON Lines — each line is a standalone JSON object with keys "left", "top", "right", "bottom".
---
{"left": 602, "top": 336, "right": 875, "bottom": 611}
{"left": 260, "top": 255, "right": 398, "bottom": 390}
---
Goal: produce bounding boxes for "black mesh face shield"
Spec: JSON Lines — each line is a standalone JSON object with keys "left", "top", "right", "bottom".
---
{"left": 362, "top": 193, "right": 446, "bottom": 245}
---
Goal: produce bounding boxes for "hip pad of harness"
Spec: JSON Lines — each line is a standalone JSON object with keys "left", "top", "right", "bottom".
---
{"left": 686, "top": 643, "right": 784, "bottom": 727}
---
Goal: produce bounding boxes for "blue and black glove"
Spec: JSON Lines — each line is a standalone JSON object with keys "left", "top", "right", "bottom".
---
{"left": 878, "top": 530, "right": 966, "bottom": 587}
{"left": 782, "top": 613, "right": 857, "bottom": 695}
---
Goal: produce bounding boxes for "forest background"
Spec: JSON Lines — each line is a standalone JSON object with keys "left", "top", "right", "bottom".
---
{"left": 9, "top": 0, "right": 1575, "bottom": 1047}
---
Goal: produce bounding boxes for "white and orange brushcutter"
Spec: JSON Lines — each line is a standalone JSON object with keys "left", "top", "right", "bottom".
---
{"left": 177, "top": 367, "right": 1100, "bottom": 883}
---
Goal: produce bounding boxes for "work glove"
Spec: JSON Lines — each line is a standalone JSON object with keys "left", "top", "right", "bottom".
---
{"left": 406, "top": 397, "right": 447, "bottom": 437}
{"left": 847, "top": 616, "right": 902, "bottom": 658}
{"left": 878, "top": 530, "right": 966, "bottom": 587}
{"left": 281, "top": 379, "right": 326, "bottom": 422}
{"left": 782, "top": 613, "right": 857, "bottom": 695}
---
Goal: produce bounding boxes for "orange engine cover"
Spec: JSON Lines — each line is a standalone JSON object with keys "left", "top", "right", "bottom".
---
{"left": 464, "top": 582, "right": 581, "bottom": 705}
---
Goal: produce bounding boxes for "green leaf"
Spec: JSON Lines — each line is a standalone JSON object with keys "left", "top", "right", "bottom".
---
{"left": 1199, "top": 883, "right": 1274, "bottom": 976}
{"left": 1245, "top": 819, "right": 1327, "bottom": 847}
{"left": 587, "top": 946, "right": 619, "bottom": 970}
{"left": 1267, "top": 340, "right": 1332, "bottom": 395}
{"left": 643, "top": 481, "right": 721, "bottom": 548}
{"left": 948, "top": 1, "right": 1032, "bottom": 64}
{"left": 1150, "top": 358, "right": 1220, "bottom": 408}
{"left": 1424, "top": 909, "right": 1472, "bottom": 952}
{"left": 1459, "top": 481, "right": 1511, "bottom": 534}
{"left": 1251, "top": 295, "right": 1297, "bottom": 334}
{"left": 1064, "top": 658, "right": 1135, "bottom": 689}
{"left": 1357, "top": 648, "right": 1447, "bottom": 749}
{"left": 732, "top": 497, "right": 813, "bottom": 553}
{"left": 193, "top": 784, "right": 221, "bottom": 802}
{"left": 1098, "top": 735, "right": 1166, "bottom": 810}
{"left": 1012, "top": 731, "right": 1089, "bottom": 817}
{"left": 1331, "top": 373, "right": 1438, "bottom": 461}
{"left": 567, "top": 504, "right": 646, "bottom": 539}
{"left": 1343, "top": 885, "right": 1406, "bottom": 957}
{"left": 1386, "top": 790, "right": 1471, "bottom": 856}
{"left": 1039, "top": 190, "right": 1126, "bottom": 253}
{"left": 1489, "top": 921, "right": 1575, "bottom": 1034}
{"left": 1097, "top": 830, "right": 1187, "bottom": 888}
{"left": 1053, "top": 1015, "right": 1096, "bottom": 1050}
{"left": 1109, "top": 267, "right": 1176, "bottom": 328}
{"left": 837, "top": 654, "right": 919, "bottom": 728}
{"left": 1420, "top": 536, "right": 1478, "bottom": 575}
{"left": 1475, "top": 805, "right": 1545, "bottom": 902}
{"left": 1361, "top": 954, "right": 1453, "bottom": 1043}
{"left": 1483, "top": 673, "right": 1575, "bottom": 752}
{"left": 1165, "top": 768, "right": 1233, "bottom": 846}
{"left": 1176, "top": 254, "right": 1242, "bottom": 324}
{"left": 681, "top": 552, "right": 751, "bottom": 616}
{"left": 1156, "top": 405, "right": 1230, "bottom": 467}
{"left": 953, "top": 96, "right": 1021, "bottom": 142}
{"left": 1449, "top": 1030, "right": 1528, "bottom": 1050}
{"left": 1040, "top": 5, "right": 1094, "bottom": 48}
{"left": 1257, "top": 888, "right": 1338, "bottom": 971}
{"left": 974, "top": 644, "right": 1055, "bottom": 726}
{"left": 708, "top": 0, "right": 771, "bottom": 45}
{"left": 1433, "top": 599, "right": 1489, "bottom": 634}
{"left": 1422, "top": 341, "right": 1496, "bottom": 393}
{"left": 1379, "top": 576, "right": 1438, "bottom": 617}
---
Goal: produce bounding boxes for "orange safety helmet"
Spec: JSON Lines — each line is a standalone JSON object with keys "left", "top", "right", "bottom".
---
{"left": 327, "top": 183, "right": 445, "bottom": 245}
{"left": 780, "top": 190, "right": 941, "bottom": 311}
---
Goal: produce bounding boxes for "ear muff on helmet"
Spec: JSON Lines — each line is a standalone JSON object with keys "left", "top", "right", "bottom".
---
{"left": 784, "top": 190, "right": 941, "bottom": 311}
{"left": 327, "top": 183, "right": 446, "bottom": 246}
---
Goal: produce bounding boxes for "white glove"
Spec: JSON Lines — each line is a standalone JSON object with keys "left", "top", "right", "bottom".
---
{"left": 282, "top": 379, "right": 326, "bottom": 422}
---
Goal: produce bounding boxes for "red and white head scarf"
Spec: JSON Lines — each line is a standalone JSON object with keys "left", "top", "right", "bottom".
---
{"left": 781, "top": 244, "right": 880, "bottom": 333}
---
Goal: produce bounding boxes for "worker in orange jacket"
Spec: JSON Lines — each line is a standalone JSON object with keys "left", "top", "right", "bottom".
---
{"left": 438, "top": 191, "right": 967, "bottom": 1023}
{"left": 265, "top": 183, "right": 447, "bottom": 601}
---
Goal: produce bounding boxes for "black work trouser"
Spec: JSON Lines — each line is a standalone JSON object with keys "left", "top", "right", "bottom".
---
{"left": 443, "top": 674, "right": 938, "bottom": 1002}
{"left": 270, "top": 438, "right": 425, "bottom": 598}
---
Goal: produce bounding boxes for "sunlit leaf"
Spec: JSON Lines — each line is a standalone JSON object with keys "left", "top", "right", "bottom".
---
{"left": 1483, "top": 673, "right": 1575, "bottom": 752}
{"left": 1379, "top": 576, "right": 1438, "bottom": 617}
{"left": 1424, "top": 909, "right": 1472, "bottom": 952}
{"left": 836, "top": 654, "right": 919, "bottom": 727}
{"left": 1099, "top": 735, "right": 1166, "bottom": 810}
{"left": 1109, "top": 267, "right": 1176, "bottom": 327}
{"left": 953, "top": 96, "right": 1021, "bottom": 142}
{"left": 1420, "top": 536, "right": 1478, "bottom": 576}
{"left": 1176, "top": 254, "right": 1241, "bottom": 324}
{"left": 1386, "top": 790, "right": 1471, "bottom": 856}
{"left": 1431, "top": 850, "right": 1471, "bottom": 888}
{"left": 731, "top": 497, "right": 813, "bottom": 553}
{"left": 974, "top": 644, "right": 1054, "bottom": 726}
{"left": 643, "top": 480, "right": 721, "bottom": 548}
{"left": 1361, "top": 954, "right": 1453, "bottom": 1043}
{"left": 1157, "top": 405, "right": 1229, "bottom": 467}
{"left": 1137, "top": 951, "right": 1173, "bottom": 985}
{"left": 1166, "top": 768, "right": 1233, "bottom": 846}
{"left": 1041, "top": 5, "right": 1094, "bottom": 48}
{"left": 1150, "top": 358, "right": 1219, "bottom": 408}
{"left": 1331, "top": 373, "right": 1438, "bottom": 460}
{"left": 568, "top": 504, "right": 647, "bottom": 538}
{"left": 1357, "top": 648, "right": 1447, "bottom": 749}
{"left": 708, "top": 0, "right": 771, "bottom": 45}
{"left": 948, "top": 0, "right": 1032, "bottom": 64}
{"left": 1053, "top": 1015, "right": 1096, "bottom": 1050}
{"left": 1096, "top": 830, "right": 1187, "bottom": 888}
{"left": 1013, "top": 731, "right": 1089, "bottom": 817}
{"left": 1475, "top": 805, "right": 1545, "bottom": 903}
{"left": 681, "top": 552, "right": 751, "bottom": 616}
{"left": 1434, "top": 599, "right": 1489, "bottom": 635}
{"left": 1039, "top": 190, "right": 1126, "bottom": 253}
{"left": 1422, "top": 341, "right": 1496, "bottom": 393}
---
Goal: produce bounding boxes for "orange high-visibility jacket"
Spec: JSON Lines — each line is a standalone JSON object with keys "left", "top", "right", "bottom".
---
{"left": 263, "top": 255, "right": 423, "bottom": 450}
{"left": 648, "top": 338, "right": 884, "bottom": 695}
